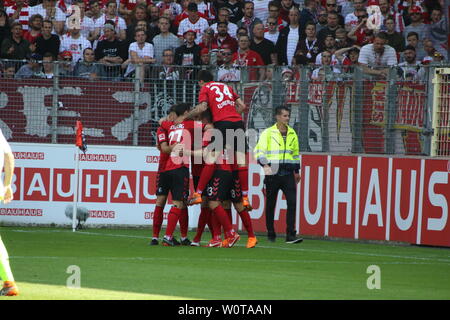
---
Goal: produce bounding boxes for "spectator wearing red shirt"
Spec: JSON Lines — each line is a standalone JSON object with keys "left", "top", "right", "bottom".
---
{"left": 212, "top": 21, "right": 238, "bottom": 52}
{"left": 23, "top": 14, "right": 43, "bottom": 45}
{"left": 119, "top": 0, "right": 153, "bottom": 21}
{"left": 348, "top": 9, "right": 374, "bottom": 46}
{"left": 232, "top": 34, "right": 265, "bottom": 80}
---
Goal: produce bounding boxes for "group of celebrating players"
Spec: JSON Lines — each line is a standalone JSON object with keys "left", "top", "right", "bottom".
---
{"left": 151, "top": 70, "right": 257, "bottom": 249}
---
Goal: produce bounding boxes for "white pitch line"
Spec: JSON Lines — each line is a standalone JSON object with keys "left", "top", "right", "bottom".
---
{"left": 5, "top": 228, "right": 450, "bottom": 263}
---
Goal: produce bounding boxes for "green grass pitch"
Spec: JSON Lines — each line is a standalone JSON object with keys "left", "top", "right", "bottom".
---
{"left": 0, "top": 226, "right": 449, "bottom": 300}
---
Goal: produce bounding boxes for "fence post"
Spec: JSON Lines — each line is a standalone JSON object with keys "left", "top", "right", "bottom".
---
{"left": 51, "top": 62, "right": 60, "bottom": 144}
{"left": 385, "top": 67, "right": 398, "bottom": 154}
{"left": 132, "top": 64, "right": 142, "bottom": 146}
{"left": 352, "top": 66, "right": 364, "bottom": 153}
{"left": 422, "top": 66, "right": 434, "bottom": 155}
{"left": 298, "top": 66, "right": 310, "bottom": 152}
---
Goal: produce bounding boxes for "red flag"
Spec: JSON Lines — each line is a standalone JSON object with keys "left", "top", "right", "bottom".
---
{"left": 75, "top": 120, "right": 87, "bottom": 153}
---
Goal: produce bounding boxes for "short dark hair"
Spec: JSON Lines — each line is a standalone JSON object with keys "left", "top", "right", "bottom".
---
{"left": 217, "top": 21, "right": 228, "bottom": 27}
{"left": 43, "top": 51, "right": 55, "bottom": 59}
{"left": 275, "top": 105, "right": 290, "bottom": 116}
{"left": 198, "top": 70, "right": 214, "bottom": 82}
{"left": 404, "top": 45, "right": 416, "bottom": 52}
{"left": 268, "top": 1, "right": 280, "bottom": 9}
{"left": 173, "top": 103, "right": 191, "bottom": 116}
{"left": 375, "top": 31, "right": 388, "bottom": 41}
{"left": 406, "top": 31, "right": 419, "bottom": 40}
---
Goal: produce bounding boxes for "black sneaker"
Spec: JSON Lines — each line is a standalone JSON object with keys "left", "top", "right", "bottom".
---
{"left": 150, "top": 239, "right": 159, "bottom": 246}
{"left": 286, "top": 235, "right": 303, "bottom": 244}
{"left": 162, "top": 237, "right": 177, "bottom": 246}
{"left": 172, "top": 237, "right": 181, "bottom": 246}
{"left": 180, "top": 238, "right": 192, "bottom": 246}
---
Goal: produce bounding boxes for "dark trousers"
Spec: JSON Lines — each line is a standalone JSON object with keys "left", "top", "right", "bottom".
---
{"left": 264, "top": 174, "right": 297, "bottom": 236}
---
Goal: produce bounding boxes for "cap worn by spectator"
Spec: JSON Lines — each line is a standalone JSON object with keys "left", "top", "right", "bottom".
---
{"left": 201, "top": 48, "right": 209, "bottom": 56}
{"left": 60, "top": 51, "right": 73, "bottom": 60}
{"left": 410, "top": 6, "right": 422, "bottom": 14}
{"left": 281, "top": 67, "right": 293, "bottom": 76}
{"left": 367, "top": 0, "right": 379, "bottom": 6}
{"left": 28, "top": 53, "right": 43, "bottom": 61}
{"left": 184, "top": 29, "right": 197, "bottom": 38}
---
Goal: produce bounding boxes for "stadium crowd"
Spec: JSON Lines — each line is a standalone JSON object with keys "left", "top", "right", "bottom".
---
{"left": 0, "top": 0, "right": 448, "bottom": 81}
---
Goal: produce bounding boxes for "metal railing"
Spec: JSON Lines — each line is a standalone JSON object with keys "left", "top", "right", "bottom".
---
{"left": 0, "top": 59, "right": 449, "bottom": 156}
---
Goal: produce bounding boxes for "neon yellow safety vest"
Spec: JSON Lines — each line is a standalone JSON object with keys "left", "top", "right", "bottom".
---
{"left": 254, "top": 123, "right": 300, "bottom": 169}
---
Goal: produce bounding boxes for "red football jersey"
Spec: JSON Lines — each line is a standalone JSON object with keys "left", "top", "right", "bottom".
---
{"left": 160, "top": 120, "right": 197, "bottom": 172}
{"left": 198, "top": 82, "right": 242, "bottom": 123}
{"left": 156, "top": 125, "right": 170, "bottom": 172}
{"left": 191, "top": 122, "right": 208, "bottom": 177}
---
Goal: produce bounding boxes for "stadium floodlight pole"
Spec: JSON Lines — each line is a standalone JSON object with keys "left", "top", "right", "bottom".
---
{"left": 72, "top": 147, "right": 80, "bottom": 232}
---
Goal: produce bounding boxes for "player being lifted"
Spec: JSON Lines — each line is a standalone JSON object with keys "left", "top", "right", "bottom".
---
{"left": 183, "top": 70, "right": 251, "bottom": 211}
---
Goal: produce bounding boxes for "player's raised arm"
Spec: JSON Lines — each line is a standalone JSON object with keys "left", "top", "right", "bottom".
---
{"left": 235, "top": 98, "right": 247, "bottom": 114}
{"left": 182, "top": 102, "right": 209, "bottom": 121}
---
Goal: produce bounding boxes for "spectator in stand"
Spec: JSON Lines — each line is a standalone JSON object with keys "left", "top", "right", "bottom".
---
{"left": 267, "top": 1, "right": 287, "bottom": 30}
{"left": 236, "top": 1, "right": 262, "bottom": 40}
{"left": 199, "top": 28, "right": 218, "bottom": 52}
{"left": 347, "top": 9, "right": 374, "bottom": 46}
{"left": 153, "top": 16, "right": 183, "bottom": 64}
{"left": 237, "top": 26, "right": 249, "bottom": 38}
{"left": 324, "top": 0, "right": 344, "bottom": 26}
{"left": 14, "top": 52, "right": 42, "bottom": 78}
{"left": 299, "top": 0, "right": 318, "bottom": 37}
{"left": 177, "top": 2, "right": 209, "bottom": 44}
{"left": 264, "top": 16, "right": 280, "bottom": 45}
{"left": 403, "top": 5, "right": 430, "bottom": 47}
{"left": 250, "top": 22, "right": 277, "bottom": 65}
{"left": 334, "top": 45, "right": 361, "bottom": 71}
{"left": 119, "top": 0, "right": 152, "bottom": 23}
{"left": 358, "top": 31, "right": 397, "bottom": 78}
{"left": 404, "top": 31, "right": 426, "bottom": 62}
{"left": 276, "top": 6, "right": 301, "bottom": 66}
{"left": 279, "top": 0, "right": 297, "bottom": 23}
{"left": 87, "top": 0, "right": 103, "bottom": 30}
{"left": 378, "top": 0, "right": 404, "bottom": 32}
{"left": 174, "top": 29, "right": 201, "bottom": 66}
{"left": 94, "top": 0, "right": 127, "bottom": 41}
{"left": 22, "top": 14, "right": 42, "bottom": 45}
{"left": 212, "top": 21, "right": 238, "bottom": 53}
{"left": 233, "top": 34, "right": 265, "bottom": 80}
{"left": 316, "top": 34, "right": 339, "bottom": 65}
{"left": 200, "top": 47, "right": 211, "bottom": 66}
{"left": 222, "top": 0, "right": 244, "bottom": 24}
{"left": 210, "top": 7, "right": 238, "bottom": 39}
{"left": 316, "top": 7, "right": 328, "bottom": 33}
{"left": 28, "top": 0, "right": 65, "bottom": 35}
{"left": 429, "top": 6, "right": 448, "bottom": 59}
{"left": 252, "top": 0, "right": 270, "bottom": 23}
{"left": 294, "top": 21, "right": 320, "bottom": 65}
{"left": 95, "top": 22, "right": 127, "bottom": 79}
{"left": 74, "top": 47, "right": 100, "bottom": 79}
{"left": 385, "top": 16, "right": 405, "bottom": 53}
{"left": 59, "top": 50, "right": 75, "bottom": 77}
{"left": 1, "top": 22, "right": 31, "bottom": 60}
{"left": 35, "top": 19, "right": 60, "bottom": 58}
{"left": 6, "top": 0, "right": 31, "bottom": 31}
{"left": 340, "top": 0, "right": 356, "bottom": 18}
{"left": 123, "top": 28, "right": 155, "bottom": 81}
{"left": 0, "top": 9, "right": 11, "bottom": 47}
{"left": 60, "top": 23, "right": 92, "bottom": 65}
{"left": 311, "top": 50, "right": 340, "bottom": 80}
{"left": 317, "top": 11, "right": 342, "bottom": 45}
{"left": 344, "top": 0, "right": 366, "bottom": 32}
{"left": 217, "top": 43, "right": 241, "bottom": 82}
{"left": 40, "top": 51, "right": 55, "bottom": 78}
{"left": 422, "top": 39, "right": 438, "bottom": 64}
{"left": 335, "top": 27, "right": 354, "bottom": 49}
{"left": 160, "top": 9, "right": 178, "bottom": 37}
{"left": 1, "top": 63, "right": 16, "bottom": 78}
{"left": 126, "top": 4, "right": 155, "bottom": 44}
{"left": 147, "top": 4, "right": 161, "bottom": 30}
{"left": 397, "top": 45, "right": 425, "bottom": 81}
{"left": 70, "top": 0, "right": 97, "bottom": 43}
{"left": 151, "top": 48, "right": 181, "bottom": 79}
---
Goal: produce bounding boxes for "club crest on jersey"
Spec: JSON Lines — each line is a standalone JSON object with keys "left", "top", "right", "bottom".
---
{"left": 158, "top": 134, "right": 166, "bottom": 141}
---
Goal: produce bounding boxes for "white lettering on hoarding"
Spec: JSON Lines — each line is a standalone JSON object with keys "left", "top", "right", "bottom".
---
{"left": 333, "top": 167, "right": 353, "bottom": 225}
{"left": 427, "top": 171, "right": 448, "bottom": 231}
{"left": 0, "top": 208, "right": 43, "bottom": 216}
{"left": 56, "top": 173, "right": 75, "bottom": 198}
{"left": 394, "top": 170, "right": 416, "bottom": 231}
{"left": 249, "top": 165, "right": 264, "bottom": 220}
{"left": 362, "top": 169, "right": 383, "bottom": 227}
{"left": 85, "top": 174, "right": 105, "bottom": 197}
{"left": 113, "top": 175, "right": 133, "bottom": 199}
{"left": 303, "top": 166, "right": 324, "bottom": 225}
{"left": 27, "top": 173, "right": 47, "bottom": 196}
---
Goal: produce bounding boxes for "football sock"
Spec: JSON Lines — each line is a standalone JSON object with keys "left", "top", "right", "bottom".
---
{"left": 165, "top": 207, "right": 181, "bottom": 238}
{"left": 194, "top": 207, "right": 211, "bottom": 242}
{"left": 152, "top": 205, "right": 164, "bottom": 238}
{"left": 225, "top": 208, "right": 232, "bottom": 224}
{"left": 0, "top": 237, "right": 14, "bottom": 282}
{"left": 195, "top": 163, "right": 215, "bottom": 194}
{"left": 238, "top": 209, "right": 255, "bottom": 238}
{"left": 179, "top": 208, "right": 189, "bottom": 238}
{"left": 238, "top": 166, "right": 249, "bottom": 196}
{"left": 212, "top": 205, "right": 235, "bottom": 238}
{"left": 209, "top": 210, "right": 222, "bottom": 240}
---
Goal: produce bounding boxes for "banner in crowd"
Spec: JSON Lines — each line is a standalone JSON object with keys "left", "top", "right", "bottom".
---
{"left": 3, "top": 143, "right": 449, "bottom": 248}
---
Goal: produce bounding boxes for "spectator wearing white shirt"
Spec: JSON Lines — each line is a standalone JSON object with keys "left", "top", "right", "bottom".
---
{"left": 311, "top": 50, "right": 341, "bottom": 80}
{"left": 94, "top": 0, "right": 127, "bottom": 41}
{"left": 123, "top": 28, "right": 155, "bottom": 81}
{"left": 236, "top": 1, "right": 263, "bottom": 40}
{"left": 252, "top": 0, "right": 270, "bottom": 23}
{"left": 358, "top": 32, "right": 397, "bottom": 77}
{"left": 397, "top": 45, "right": 425, "bottom": 81}
{"left": 153, "top": 16, "right": 183, "bottom": 64}
{"left": 29, "top": 0, "right": 66, "bottom": 35}
{"left": 59, "top": 24, "right": 92, "bottom": 65}
{"left": 276, "top": 6, "right": 301, "bottom": 65}
{"left": 71, "top": 0, "right": 97, "bottom": 42}
{"left": 210, "top": 7, "right": 239, "bottom": 38}
{"left": 344, "top": 0, "right": 366, "bottom": 32}
{"left": 264, "top": 16, "right": 279, "bottom": 44}
{"left": 177, "top": 2, "right": 209, "bottom": 45}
